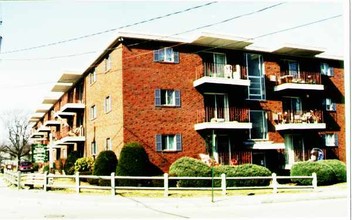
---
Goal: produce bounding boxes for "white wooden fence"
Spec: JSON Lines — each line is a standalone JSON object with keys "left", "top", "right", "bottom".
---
{"left": 3, "top": 170, "right": 317, "bottom": 197}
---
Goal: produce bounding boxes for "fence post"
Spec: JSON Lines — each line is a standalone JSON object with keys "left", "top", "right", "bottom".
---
{"left": 272, "top": 173, "right": 278, "bottom": 194}
{"left": 75, "top": 172, "right": 80, "bottom": 194}
{"left": 164, "top": 173, "right": 169, "bottom": 197}
{"left": 221, "top": 173, "right": 226, "bottom": 196}
{"left": 312, "top": 172, "right": 317, "bottom": 191}
{"left": 17, "top": 171, "right": 21, "bottom": 190}
{"left": 111, "top": 172, "right": 115, "bottom": 196}
{"left": 43, "top": 171, "right": 48, "bottom": 191}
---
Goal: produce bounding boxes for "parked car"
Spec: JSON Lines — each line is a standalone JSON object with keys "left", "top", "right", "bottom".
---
{"left": 19, "top": 161, "right": 33, "bottom": 172}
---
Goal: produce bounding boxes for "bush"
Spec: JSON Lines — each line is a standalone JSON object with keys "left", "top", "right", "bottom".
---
{"left": 64, "top": 151, "right": 80, "bottom": 175}
{"left": 290, "top": 161, "right": 336, "bottom": 186}
{"left": 32, "top": 163, "right": 39, "bottom": 172}
{"left": 74, "top": 157, "right": 94, "bottom": 172}
{"left": 214, "top": 164, "right": 271, "bottom": 187}
{"left": 92, "top": 150, "right": 118, "bottom": 186}
{"left": 115, "top": 142, "right": 151, "bottom": 186}
{"left": 169, "top": 157, "right": 211, "bottom": 187}
{"left": 319, "top": 160, "right": 346, "bottom": 183}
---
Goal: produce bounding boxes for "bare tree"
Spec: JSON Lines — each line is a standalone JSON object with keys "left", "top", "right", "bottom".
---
{"left": 1, "top": 111, "right": 31, "bottom": 167}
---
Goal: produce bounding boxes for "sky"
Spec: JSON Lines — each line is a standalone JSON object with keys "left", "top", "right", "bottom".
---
{"left": 0, "top": 0, "right": 348, "bottom": 140}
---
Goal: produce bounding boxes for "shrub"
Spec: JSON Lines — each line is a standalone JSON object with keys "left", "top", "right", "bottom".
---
{"left": 32, "top": 163, "right": 39, "bottom": 172}
{"left": 169, "top": 157, "right": 211, "bottom": 187}
{"left": 74, "top": 157, "right": 94, "bottom": 173}
{"left": 43, "top": 164, "right": 49, "bottom": 173}
{"left": 92, "top": 150, "right": 118, "bottom": 186}
{"left": 214, "top": 164, "right": 271, "bottom": 187}
{"left": 290, "top": 161, "right": 336, "bottom": 186}
{"left": 319, "top": 160, "right": 347, "bottom": 183}
{"left": 64, "top": 151, "right": 80, "bottom": 175}
{"left": 115, "top": 142, "right": 151, "bottom": 186}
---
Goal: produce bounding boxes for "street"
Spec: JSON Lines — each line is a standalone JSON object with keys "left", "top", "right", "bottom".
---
{"left": 0, "top": 186, "right": 349, "bottom": 219}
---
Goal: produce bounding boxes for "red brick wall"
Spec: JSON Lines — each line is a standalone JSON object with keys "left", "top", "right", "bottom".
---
{"left": 122, "top": 45, "right": 205, "bottom": 172}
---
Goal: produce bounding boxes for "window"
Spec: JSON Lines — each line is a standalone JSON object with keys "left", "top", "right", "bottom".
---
{"left": 155, "top": 134, "right": 182, "bottom": 151}
{"left": 89, "top": 70, "right": 96, "bottom": 84}
{"left": 105, "top": 138, "right": 112, "bottom": 150}
{"left": 155, "top": 89, "right": 181, "bottom": 107}
{"left": 104, "top": 55, "right": 111, "bottom": 72}
{"left": 250, "top": 110, "right": 268, "bottom": 140}
{"left": 323, "top": 98, "right": 336, "bottom": 111}
{"left": 104, "top": 96, "right": 112, "bottom": 113}
{"left": 153, "top": 48, "right": 179, "bottom": 63}
{"left": 287, "top": 60, "right": 300, "bottom": 78}
{"left": 90, "top": 105, "right": 97, "bottom": 120}
{"left": 91, "top": 142, "right": 97, "bottom": 155}
{"left": 246, "top": 53, "right": 266, "bottom": 100}
{"left": 325, "top": 133, "right": 338, "bottom": 146}
{"left": 321, "top": 63, "right": 334, "bottom": 76}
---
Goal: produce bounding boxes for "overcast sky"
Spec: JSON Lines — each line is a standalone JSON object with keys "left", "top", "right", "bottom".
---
{"left": 0, "top": 1, "right": 347, "bottom": 140}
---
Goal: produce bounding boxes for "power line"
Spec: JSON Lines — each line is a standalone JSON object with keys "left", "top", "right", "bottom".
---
{"left": 253, "top": 14, "right": 342, "bottom": 39}
{"left": 0, "top": 1, "right": 217, "bottom": 55}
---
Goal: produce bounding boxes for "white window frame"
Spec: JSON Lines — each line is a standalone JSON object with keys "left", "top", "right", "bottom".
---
{"left": 246, "top": 53, "right": 266, "bottom": 100}
{"left": 91, "top": 141, "right": 97, "bottom": 155}
{"left": 104, "top": 55, "right": 111, "bottom": 72}
{"left": 155, "top": 134, "right": 182, "bottom": 152}
{"left": 249, "top": 110, "right": 268, "bottom": 140}
{"left": 155, "top": 89, "right": 181, "bottom": 107}
{"left": 321, "top": 63, "right": 334, "bottom": 76}
{"left": 105, "top": 138, "right": 112, "bottom": 150}
{"left": 153, "top": 47, "right": 179, "bottom": 63}
{"left": 89, "top": 70, "right": 96, "bottom": 85}
{"left": 104, "top": 96, "right": 112, "bottom": 113}
{"left": 287, "top": 60, "right": 300, "bottom": 78}
{"left": 325, "top": 133, "right": 338, "bottom": 147}
{"left": 324, "top": 98, "right": 336, "bottom": 111}
{"left": 90, "top": 105, "right": 97, "bottom": 120}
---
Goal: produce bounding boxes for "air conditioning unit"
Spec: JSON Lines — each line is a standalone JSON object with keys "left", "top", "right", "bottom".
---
{"left": 224, "top": 65, "right": 233, "bottom": 78}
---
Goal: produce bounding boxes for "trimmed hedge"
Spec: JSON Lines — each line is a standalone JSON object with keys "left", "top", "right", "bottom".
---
{"left": 74, "top": 157, "right": 94, "bottom": 173}
{"left": 169, "top": 157, "right": 211, "bottom": 187}
{"left": 290, "top": 161, "right": 336, "bottom": 186}
{"left": 213, "top": 164, "right": 271, "bottom": 187}
{"left": 115, "top": 142, "right": 150, "bottom": 186}
{"left": 64, "top": 151, "right": 80, "bottom": 175}
{"left": 320, "top": 159, "right": 346, "bottom": 183}
{"left": 92, "top": 151, "right": 118, "bottom": 186}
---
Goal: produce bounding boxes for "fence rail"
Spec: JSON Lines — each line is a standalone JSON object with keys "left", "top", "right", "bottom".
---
{"left": 3, "top": 170, "right": 317, "bottom": 197}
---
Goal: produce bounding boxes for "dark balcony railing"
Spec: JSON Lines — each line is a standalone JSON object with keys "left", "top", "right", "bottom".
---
{"left": 278, "top": 71, "right": 321, "bottom": 85}
{"left": 272, "top": 109, "right": 324, "bottom": 125}
{"left": 195, "top": 63, "right": 247, "bottom": 80}
{"left": 201, "top": 106, "right": 250, "bottom": 123}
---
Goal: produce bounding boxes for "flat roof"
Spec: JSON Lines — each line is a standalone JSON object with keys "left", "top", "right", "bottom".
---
{"left": 191, "top": 32, "right": 253, "bottom": 50}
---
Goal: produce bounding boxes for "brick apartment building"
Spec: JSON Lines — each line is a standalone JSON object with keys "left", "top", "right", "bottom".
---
{"left": 29, "top": 32, "right": 345, "bottom": 173}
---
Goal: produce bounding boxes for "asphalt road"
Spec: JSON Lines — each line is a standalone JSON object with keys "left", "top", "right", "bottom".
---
{"left": 0, "top": 178, "right": 349, "bottom": 219}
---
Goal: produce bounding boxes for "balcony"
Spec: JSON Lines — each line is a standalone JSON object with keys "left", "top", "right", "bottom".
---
{"left": 273, "top": 110, "right": 326, "bottom": 131}
{"left": 54, "top": 125, "right": 85, "bottom": 145}
{"left": 60, "top": 102, "right": 85, "bottom": 113}
{"left": 195, "top": 107, "right": 252, "bottom": 131}
{"left": 44, "top": 120, "right": 61, "bottom": 128}
{"left": 274, "top": 72, "right": 324, "bottom": 92}
{"left": 194, "top": 63, "right": 250, "bottom": 88}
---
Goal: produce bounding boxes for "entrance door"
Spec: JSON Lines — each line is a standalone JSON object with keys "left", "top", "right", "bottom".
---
{"left": 217, "top": 135, "right": 231, "bottom": 165}
{"left": 252, "top": 152, "right": 266, "bottom": 166}
{"left": 284, "top": 134, "right": 304, "bottom": 169}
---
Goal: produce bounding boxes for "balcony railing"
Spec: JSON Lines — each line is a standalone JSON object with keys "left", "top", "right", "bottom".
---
{"left": 195, "top": 63, "right": 247, "bottom": 80}
{"left": 272, "top": 110, "right": 326, "bottom": 130}
{"left": 203, "top": 106, "right": 249, "bottom": 123}
{"left": 277, "top": 71, "right": 321, "bottom": 85}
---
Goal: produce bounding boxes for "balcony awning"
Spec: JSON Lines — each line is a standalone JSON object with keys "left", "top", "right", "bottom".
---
{"left": 35, "top": 104, "right": 53, "bottom": 113}
{"left": 60, "top": 103, "right": 85, "bottom": 112}
{"left": 54, "top": 136, "right": 85, "bottom": 146}
{"left": 192, "top": 32, "right": 253, "bottom": 50}
{"left": 44, "top": 120, "right": 61, "bottom": 127}
{"left": 30, "top": 132, "right": 46, "bottom": 139}
{"left": 244, "top": 141, "right": 285, "bottom": 150}
{"left": 57, "top": 72, "right": 82, "bottom": 84}
{"left": 271, "top": 44, "right": 325, "bottom": 57}
{"left": 193, "top": 77, "right": 250, "bottom": 88}
{"left": 37, "top": 125, "right": 51, "bottom": 132}
{"left": 51, "top": 82, "right": 73, "bottom": 93}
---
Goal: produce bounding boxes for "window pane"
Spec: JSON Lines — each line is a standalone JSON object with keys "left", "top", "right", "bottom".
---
{"left": 250, "top": 111, "right": 267, "bottom": 139}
